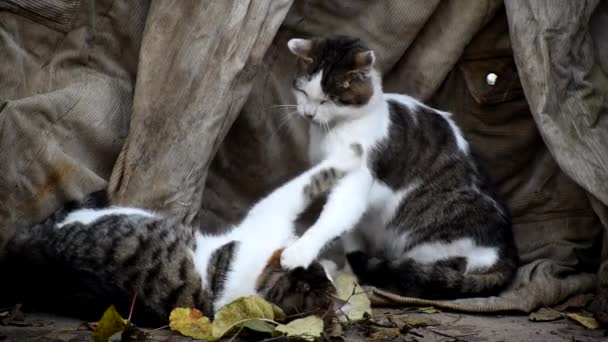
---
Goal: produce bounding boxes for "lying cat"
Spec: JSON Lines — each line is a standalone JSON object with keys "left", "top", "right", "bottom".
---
{"left": 281, "top": 35, "right": 518, "bottom": 299}
{"left": 2, "top": 143, "right": 363, "bottom": 325}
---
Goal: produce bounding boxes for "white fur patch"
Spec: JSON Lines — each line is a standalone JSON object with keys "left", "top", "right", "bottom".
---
{"left": 437, "top": 110, "right": 469, "bottom": 153}
{"left": 56, "top": 207, "right": 156, "bottom": 228}
{"left": 405, "top": 238, "right": 498, "bottom": 272}
{"left": 383, "top": 93, "right": 420, "bottom": 111}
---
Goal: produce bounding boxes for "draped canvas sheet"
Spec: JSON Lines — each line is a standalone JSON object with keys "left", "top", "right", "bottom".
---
{"left": 1, "top": 0, "right": 607, "bottom": 313}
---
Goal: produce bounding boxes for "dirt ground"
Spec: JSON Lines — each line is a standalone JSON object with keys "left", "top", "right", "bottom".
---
{"left": 0, "top": 308, "right": 606, "bottom": 342}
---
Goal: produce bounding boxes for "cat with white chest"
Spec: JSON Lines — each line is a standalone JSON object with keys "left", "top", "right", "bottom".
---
{"left": 4, "top": 144, "right": 363, "bottom": 324}
{"left": 280, "top": 36, "right": 518, "bottom": 299}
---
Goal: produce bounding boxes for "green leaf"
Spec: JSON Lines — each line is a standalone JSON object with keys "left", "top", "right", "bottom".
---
{"left": 93, "top": 305, "right": 127, "bottom": 342}
{"left": 241, "top": 319, "right": 276, "bottom": 334}
{"left": 210, "top": 295, "right": 282, "bottom": 341}
{"left": 528, "top": 308, "right": 563, "bottom": 322}
{"left": 334, "top": 272, "right": 372, "bottom": 321}
{"left": 566, "top": 313, "right": 600, "bottom": 329}
{"left": 169, "top": 307, "right": 212, "bottom": 340}
{"left": 417, "top": 307, "right": 440, "bottom": 314}
{"left": 275, "top": 315, "right": 324, "bottom": 342}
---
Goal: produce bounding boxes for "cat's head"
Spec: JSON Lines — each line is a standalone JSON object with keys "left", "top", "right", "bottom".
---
{"left": 287, "top": 35, "right": 381, "bottom": 126}
{"left": 256, "top": 250, "right": 342, "bottom": 320}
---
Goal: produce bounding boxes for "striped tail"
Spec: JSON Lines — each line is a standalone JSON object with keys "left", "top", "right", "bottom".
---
{"left": 346, "top": 251, "right": 517, "bottom": 299}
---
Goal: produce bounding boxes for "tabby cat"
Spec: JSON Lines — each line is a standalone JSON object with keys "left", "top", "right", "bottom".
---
{"left": 280, "top": 36, "right": 518, "bottom": 299}
{"left": 2, "top": 143, "right": 363, "bottom": 325}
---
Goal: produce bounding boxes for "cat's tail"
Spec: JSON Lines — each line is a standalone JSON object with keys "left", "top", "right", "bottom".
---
{"left": 346, "top": 251, "right": 517, "bottom": 299}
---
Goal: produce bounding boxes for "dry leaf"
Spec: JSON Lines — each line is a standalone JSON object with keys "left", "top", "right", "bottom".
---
{"left": 528, "top": 308, "right": 564, "bottom": 322}
{"left": 210, "top": 295, "right": 282, "bottom": 341}
{"left": 275, "top": 315, "right": 324, "bottom": 342}
{"left": 169, "top": 307, "right": 212, "bottom": 340}
{"left": 368, "top": 328, "right": 401, "bottom": 342}
{"left": 417, "top": 307, "right": 440, "bottom": 314}
{"left": 0, "top": 311, "right": 8, "bottom": 317}
{"left": 334, "top": 272, "right": 372, "bottom": 321}
{"left": 565, "top": 313, "right": 599, "bottom": 329}
{"left": 400, "top": 316, "right": 439, "bottom": 328}
{"left": 93, "top": 305, "right": 127, "bottom": 342}
{"left": 240, "top": 319, "right": 276, "bottom": 334}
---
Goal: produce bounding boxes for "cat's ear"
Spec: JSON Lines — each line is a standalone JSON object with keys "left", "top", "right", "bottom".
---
{"left": 353, "top": 50, "right": 375, "bottom": 73}
{"left": 288, "top": 38, "right": 314, "bottom": 63}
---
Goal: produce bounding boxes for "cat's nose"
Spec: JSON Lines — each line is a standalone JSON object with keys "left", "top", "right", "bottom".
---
{"left": 304, "top": 112, "right": 315, "bottom": 119}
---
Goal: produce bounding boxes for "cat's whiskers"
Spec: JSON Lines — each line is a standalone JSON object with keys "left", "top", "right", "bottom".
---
{"left": 266, "top": 110, "right": 301, "bottom": 139}
{"left": 265, "top": 104, "right": 298, "bottom": 111}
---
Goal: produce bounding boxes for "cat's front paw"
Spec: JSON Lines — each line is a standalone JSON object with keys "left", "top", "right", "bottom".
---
{"left": 280, "top": 241, "right": 317, "bottom": 270}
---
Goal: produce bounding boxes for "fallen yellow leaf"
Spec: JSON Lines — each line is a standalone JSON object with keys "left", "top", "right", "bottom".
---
{"left": 417, "top": 306, "right": 440, "bottom": 314}
{"left": 334, "top": 272, "right": 371, "bottom": 321}
{"left": 565, "top": 313, "right": 600, "bottom": 329}
{"left": 93, "top": 305, "right": 127, "bottom": 342}
{"left": 528, "top": 308, "right": 563, "bottom": 322}
{"left": 210, "top": 295, "right": 282, "bottom": 341}
{"left": 169, "top": 307, "right": 212, "bottom": 340}
{"left": 275, "top": 315, "right": 324, "bottom": 342}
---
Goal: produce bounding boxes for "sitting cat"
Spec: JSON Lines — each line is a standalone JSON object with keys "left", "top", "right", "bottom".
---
{"left": 2, "top": 143, "right": 363, "bottom": 325}
{"left": 280, "top": 35, "right": 518, "bottom": 299}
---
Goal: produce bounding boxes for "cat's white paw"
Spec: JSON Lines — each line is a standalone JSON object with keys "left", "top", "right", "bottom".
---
{"left": 280, "top": 241, "right": 317, "bottom": 269}
{"left": 327, "top": 142, "right": 364, "bottom": 173}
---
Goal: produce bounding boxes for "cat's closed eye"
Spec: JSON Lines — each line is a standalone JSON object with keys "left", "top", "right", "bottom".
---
{"left": 292, "top": 80, "right": 308, "bottom": 97}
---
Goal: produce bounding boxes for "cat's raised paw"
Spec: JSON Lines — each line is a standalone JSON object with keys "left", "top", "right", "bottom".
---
{"left": 280, "top": 242, "right": 317, "bottom": 270}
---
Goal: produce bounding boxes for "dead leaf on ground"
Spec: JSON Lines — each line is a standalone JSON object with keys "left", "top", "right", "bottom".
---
{"left": 553, "top": 294, "right": 594, "bottom": 312}
{"left": 275, "top": 315, "right": 324, "bottom": 342}
{"left": 0, "top": 312, "right": 8, "bottom": 318}
{"left": 400, "top": 316, "right": 440, "bottom": 328}
{"left": 367, "top": 328, "right": 401, "bottom": 341}
{"left": 528, "top": 308, "right": 564, "bottom": 322}
{"left": 169, "top": 307, "right": 212, "bottom": 340}
{"left": 93, "top": 305, "right": 127, "bottom": 342}
{"left": 210, "top": 295, "right": 283, "bottom": 341}
{"left": 565, "top": 313, "right": 600, "bottom": 330}
{"left": 334, "top": 272, "right": 372, "bottom": 321}
{"left": 417, "top": 307, "right": 440, "bottom": 314}
{"left": 240, "top": 319, "right": 276, "bottom": 334}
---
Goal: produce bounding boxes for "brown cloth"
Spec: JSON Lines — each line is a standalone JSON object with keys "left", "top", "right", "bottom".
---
{"left": 1, "top": 0, "right": 607, "bottom": 313}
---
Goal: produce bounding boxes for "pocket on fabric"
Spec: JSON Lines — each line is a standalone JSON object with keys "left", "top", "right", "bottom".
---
{"left": 459, "top": 57, "right": 525, "bottom": 106}
{"left": 0, "top": 0, "right": 83, "bottom": 33}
